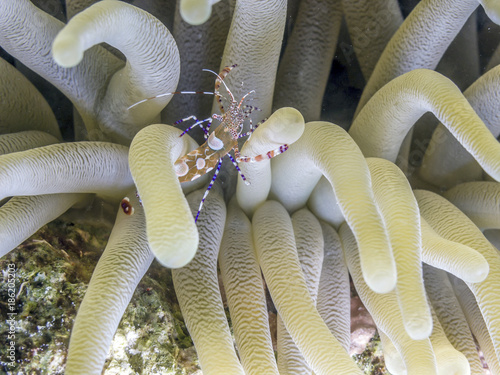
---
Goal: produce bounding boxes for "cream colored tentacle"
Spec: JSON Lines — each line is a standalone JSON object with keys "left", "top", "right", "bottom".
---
{"left": 367, "top": 157, "right": 431, "bottom": 340}
{"left": 277, "top": 208, "right": 323, "bottom": 374}
{"left": 271, "top": 122, "right": 396, "bottom": 294}
{"left": 423, "top": 265, "right": 484, "bottom": 375}
{"left": 340, "top": 223, "right": 438, "bottom": 374}
{"left": 219, "top": 198, "right": 278, "bottom": 375}
{"left": 129, "top": 124, "right": 200, "bottom": 268}
{"left": 172, "top": 186, "right": 243, "bottom": 375}
{"left": 350, "top": 69, "right": 500, "bottom": 183}
{"left": 66, "top": 191, "right": 154, "bottom": 375}
{"left": 415, "top": 189, "right": 500, "bottom": 362}
{"left": 253, "top": 201, "right": 362, "bottom": 375}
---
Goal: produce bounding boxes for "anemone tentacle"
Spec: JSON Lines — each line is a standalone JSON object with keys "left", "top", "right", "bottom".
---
{"left": 356, "top": 0, "right": 500, "bottom": 113}
{"left": 0, "top": 57, "right": 61, "bottom": 139}
{"left": 367, "top": 157, "right": 431, "bottom": 340}
{"left": 444, "top": 181, "right": 500, "bottom": 230}
{"left": 52, "top": 0, "right": 181, "bottom": 144}
{"left": 271, "top": 121, "right": 396, "bottom": 294}
{"left": 171, "top": 186, "right": 243, "bottom": 375}
{"left": 215, "top": 0, "right": 286, "bottom": 119}
{"left": 0, "top": 141, "right": 133, "bottom": 201}
{"left": 316, "top": 222, "right": 351, "bottom": 351}
{"left": 273, "top": 0, "right": 342, "bottom": 121}
{"left": 66, "top": 191, "right": 154, "bottom": 375}
{"left": 236, "top": 107, "right": 305, "bottom": 216}
{"left": 350, "top": 69, "right": 500, "bottom": 183}
{"left": 415, "top": 189, "right": 500, "bottom": 362}
{"left": 219, "top": 198, "right": 279, "bottom": 375}
{"left": 420, "top": 64, "right": 500, "bottom": 188}
{"left": 253, "top": 200, "right": 362, "bottom": 375}
{"left": 420, "top": 217, "right": 489, "bottom": 283}
{"left": 129, "top": 124, "right": 201, "bottom": 268}
{"left": 423, "top": 265, "right": 485, "bottom": 375}
{"left": 340, "top": 223, "right": 439, "bottom": 374}
{"left": 0, "top": 0, "right": 122, "bottom": 141}
{"left": 451, "top": 275, "right": 500, "bottom": 373}
{"left": 277, "top": 208, "right": 323, "bottom": 374}
{"left": 341, "top": 0, "right": 403, "bottom": 81}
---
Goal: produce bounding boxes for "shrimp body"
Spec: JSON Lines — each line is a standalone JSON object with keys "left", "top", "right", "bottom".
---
{"left": 174, "top": 124, "right": 238, "bottom": 182}
{"left": 131, "top": 64, "right": 288, "bottom": 221}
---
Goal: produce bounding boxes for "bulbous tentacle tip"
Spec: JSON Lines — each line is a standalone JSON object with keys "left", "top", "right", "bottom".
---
{"left": 404, "top": 316, "right": 433, "bottom": 341}
{"left": 151, "top": 233, "right": 199, "bottom": 269}
{"left": 465, "top": 260, "right": 490, "bottom": 284}
{"left": 260, "top": 107, "right": 305, "bottom": 143}
{"left": 52, "top": 33, "right": 84, "bottom": 68}
{"left": 180, "top": 0, "right": 213, "bottom": 25}
{"left": 434, "top": 348, "right": 471, "bottom": 375}
{"left": 276, "top": 107, "right": 305, "bottom": 134}
{"left": 480, "top": 0, "right": 500, "bottom": 25}
{"left": 365, "top": 270, "right": 397, "bottom": 294}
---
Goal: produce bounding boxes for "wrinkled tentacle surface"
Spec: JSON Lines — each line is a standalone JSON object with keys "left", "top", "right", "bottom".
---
{"left": 0, "top": 194, "right": 84, "bottom": 258}
{"left": 216, "top": 0, "right": 286, "bottom": 119}
{"left": 367, "top": 157, "right": 432, "bottom": 340}
{"left": 129, "top": 124, "right": 199, "bottom": 268}
{"left": 163, "top": 0, "right": 230, "bottom": 127}
{"left": 356, "top": 0, "right": 489, "bottom": 113}
{"left": 444, "top": 181, "right": 500, "bottom": 230}
{"left": 427, "top": 300, "right": 471, "bottom": 375}
{"left": 0, "top": 131, "right": 85, "bottom": 256}
{"left": 350, "top": 69, "right": 500, "bottom": 183}
{"left": 415, "top": 189, "right": 500, "bottom": 362}
{"left": 171, "top": 186, "right": 243, "bottom": 375}
{"left": 0, "top": 0, "right": 123, "bottom": 141}
{"left": 340, "top": 223, "right": 438, "bottom": 374}
{"left": 420, "top": 64, "right": 500, "bottom": 188}
{"left": 0, "top": 142, "right": 133, "bottom": 201}
{"left": 316, "top": 222, "right": 350, "bottom": 351}
{"left": 420, "top": 217, "right": 489, "bottom": 283}
{"left": 273, "top": 0, "right": 342, "bottom": 121}
{"left": 219, "top": 198, "right": 278, "bottom": 375}
{"left": 424, "top": 265, "right": 485, "bottom": 375}
{"left": 271, "top": 121, "right": 396, "bottom": 294}
{"left": 277, "top": 208, "right": 323, "bottom": 374}
{"left": 0, "top": 131, "right": 59, "bottom": 153}
{"left": 451, "top": 275, "right": 500, "bottom": 373}
{"left": 236, "top": 107, "right": 304, "bottom": 216}
{"left": 252, "top": 200, "right": 362, "bottom": 375}
{"left": 66, "top": 191, "right": 154, "bottom": 375}
{"left": 0, "top": 57, "right": 61, "bottom": 139}
{"left": 341, "top": 0, "right": 403, "bottom": 80}
{"left": 53, "top": 0, "right": 181, "bottom": 144}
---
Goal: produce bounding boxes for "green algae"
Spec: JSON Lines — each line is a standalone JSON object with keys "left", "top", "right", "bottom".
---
{"left": 0, "top": 218, "right": 199, "bottom": 374}
{"left": 353, "top": 332, "right": 388, "bottom": 375}
{"left": 103, "top": 263, "right": 199, "bottom": 375}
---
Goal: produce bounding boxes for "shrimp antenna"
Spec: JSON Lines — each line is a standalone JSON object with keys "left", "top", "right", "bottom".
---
{"left": 127, "top": 67, "right": 233, "bottom": 111}
{"left": 128, "top": 93, "right": 176, "bottom": 110}
{"left": 202, "top": 68, "right": 231, "bottom": 94}
{"left": 238, "top": 90, "right": 255, "bottom": 108}
{"left": 127, "top": 90, "right": 216, "bottom": 110}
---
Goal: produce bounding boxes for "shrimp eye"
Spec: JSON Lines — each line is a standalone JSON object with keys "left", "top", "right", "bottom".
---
{"left": 121, "top": 197, "right": 134, "bottom": 215}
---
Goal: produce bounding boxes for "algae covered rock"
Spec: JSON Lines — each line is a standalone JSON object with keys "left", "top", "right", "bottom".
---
{"left": 0, "top": 218, "right": 199, "bottom": 374}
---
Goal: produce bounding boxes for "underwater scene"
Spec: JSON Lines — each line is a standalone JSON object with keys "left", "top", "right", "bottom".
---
{"left": 1, "top": 0, "right": 500, "bottom": 374}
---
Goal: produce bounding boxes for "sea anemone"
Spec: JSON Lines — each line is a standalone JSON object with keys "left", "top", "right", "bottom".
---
{"left": 1, "top": 0, "right": 500, "bottom": 374}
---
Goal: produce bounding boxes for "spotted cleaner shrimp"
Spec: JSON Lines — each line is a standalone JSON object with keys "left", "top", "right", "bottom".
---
{"left": 126, "top": 64, "right": 288, "bottom": 221}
